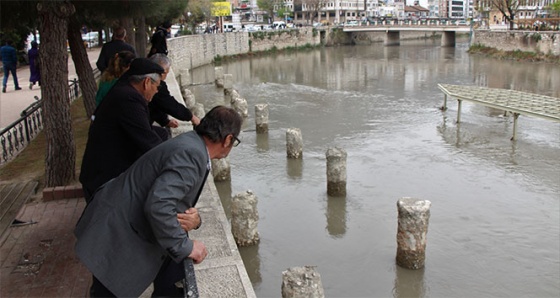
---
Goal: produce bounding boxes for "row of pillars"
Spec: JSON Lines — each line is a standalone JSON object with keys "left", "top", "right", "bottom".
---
{"left": 209, "top": 68, "right": 431, "bottom": 297}
{"left": 384, "top": 31, "right": 456, "bottom": 47}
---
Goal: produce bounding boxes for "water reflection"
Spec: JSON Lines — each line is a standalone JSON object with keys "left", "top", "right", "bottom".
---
{"left": 325, "top": 195, "right": 347, "bottom": 238}
{"left": 392, "top": 267, "right": 426, "bottom": 298}
{"left": 255, "top": 133, "right": 269, "bottom": 152}
{"left": 286, "top": 158, "right": 303, "bottom": 179}
{"left": 238, "top": 244, "right": 262, "bottom": 285}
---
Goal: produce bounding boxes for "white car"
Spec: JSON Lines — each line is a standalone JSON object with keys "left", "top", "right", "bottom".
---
{"left": 345, "top": 20, "right": 359, "bottom": 27}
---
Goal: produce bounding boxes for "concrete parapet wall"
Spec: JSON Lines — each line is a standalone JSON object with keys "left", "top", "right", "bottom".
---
{"left": 473, "top": 30, "right": 560, "bottom": 56}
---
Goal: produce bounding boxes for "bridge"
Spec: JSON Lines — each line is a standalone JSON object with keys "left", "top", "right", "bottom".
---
{"left": 341, "top": 23, "right": 472, "bottom": 47}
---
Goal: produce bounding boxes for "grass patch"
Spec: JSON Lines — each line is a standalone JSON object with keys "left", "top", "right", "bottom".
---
{"left": 468, "top": 43, "right": 560, "bottom": 64}
{"left": 0, "top": 98, "right": 90, "bottom": 192}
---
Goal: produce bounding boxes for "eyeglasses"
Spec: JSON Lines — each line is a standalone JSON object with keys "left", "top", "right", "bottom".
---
{"left": 232, "top": 135, "right": 241, "bottom": 147}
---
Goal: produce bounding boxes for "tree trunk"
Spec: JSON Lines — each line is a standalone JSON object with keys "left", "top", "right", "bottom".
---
{"left": 37, "top": 1, "right": 76, "bottom": 187}
{"left": 135, "top": 16, "right": 148, "bottom": 58}
{"left": 120, "top": 17, "right": 135, "bottom": 49}
{"left": 68, "top": 16, "right": 97, "bottom": 118}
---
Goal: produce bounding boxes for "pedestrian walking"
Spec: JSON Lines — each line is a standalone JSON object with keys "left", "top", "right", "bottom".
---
{"left": 28, "top": 41, "right": 40, "bottom": 89}
{"left": 75, "top": 106, "right": 242, "bottom": 297}
{"left": 148, "top": 21, "right": 172, "bottom": 57}
{"left": 1, "top": 40, "right": 21, "bottom": 93}
{"left": 95, "top": 27, "right": 136, "bottom": 73}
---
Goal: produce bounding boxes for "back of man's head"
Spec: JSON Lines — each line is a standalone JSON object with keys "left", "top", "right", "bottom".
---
{"left": 113, "top": 27, "right": 126, "bottom": 40}
{"left": 195, "top": 106, "right": 242, "bottom": 143}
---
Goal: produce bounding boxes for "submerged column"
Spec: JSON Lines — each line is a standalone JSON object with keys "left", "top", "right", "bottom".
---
{"left": 224, "top": 74, "right": 234, "bottom": 102}
{"left": 441, "top": 31, "right": 456, "bottom": 47}
{"left": 281, "top": 266, "right": 325, "bottom": 298}
{"left": 231, "top": 190, "right": 260, "bottom": 246}
{"left": 326, "top": 147, "right": 347, "bottom": 196}
{"left": 255, "top": 104, "right": 269, "bottom": 133}
{"left": 286, "top": 128, "right": 303, "bottom": 159}
{"left": 396, "top": 198, "right": 431, "bottom": 269}
{"left": 211, "top": 157, "right": 230, "bottom": 181}
{"left": 215, "top": 66, "right": 224, "bottom": 88}
{"left": 384, "top": 31, "right": 400, "bottom": 46}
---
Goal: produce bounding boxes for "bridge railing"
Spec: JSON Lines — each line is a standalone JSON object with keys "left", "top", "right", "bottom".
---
{"left": 348, "top": 19, "right": 470, "bottom": 27}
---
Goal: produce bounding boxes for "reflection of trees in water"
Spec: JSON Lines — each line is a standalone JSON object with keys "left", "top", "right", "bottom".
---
{"left": 326, "top": 195, "right": 347, "bottom": 238}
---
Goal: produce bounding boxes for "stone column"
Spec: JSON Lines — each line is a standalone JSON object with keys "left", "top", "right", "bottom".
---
{"left": 281, "top": 266, "right": 325, "bottom": 298}
{"left": 192, "top": 103, "right": 205, "bottom": 119}
{"left": 286, "top": 128, "right": 303, "bottom": 159}
{"left": 182, "top": 88, "right": 196, "bottom": 109}
{"left": 223, "top": 74, "right": 234, "bottom": 102}
{"left": 255, "top": 104, "right": 269, "bottom": 133}
{"left": 326, "top": 147, "right": 347, "bottom": 196}
{"left": 232, "top": 96, "right": 248, "bottom": 118}
{"left": 215, "top": 66, "right": 224, "bottom": 88}
{"left": 211, "top": 157, "right": 230, "bottom": 181}
{"left": 231, "top": 190, "right": 260, "bottom": 246}
{"left": 396, "top": 198, "right": 431, "bottom": 270}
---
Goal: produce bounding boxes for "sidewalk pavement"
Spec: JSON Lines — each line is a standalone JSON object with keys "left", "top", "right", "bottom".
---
{"left": 0, "top": 47, "right": 101, "bottom": 129}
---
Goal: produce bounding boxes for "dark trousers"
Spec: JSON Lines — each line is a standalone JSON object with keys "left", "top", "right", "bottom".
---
{"left": 2, "top": 63, "right": 19, "bottom": 88}
{"left": 90, "top": 257, "right": 185, "bottom": 297}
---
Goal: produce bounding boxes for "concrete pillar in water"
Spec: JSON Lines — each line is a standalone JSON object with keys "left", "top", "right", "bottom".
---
{"left": 230, "top": 89, "right": 241, "bottom": 104}
{"left": 396, "top": 198, "right": 431, "bottom": 269}
{"left": 232, "top": 96, "right": 248, "bottom": 118}
{"left": 182, "top": 88, "right": 196, "bottom": 109}
{"left": 231, "top": 190, "right": 260, "bottom": 246}
{"left": 223, "top": 73, "right": 234, "bottom": 100}
{"left": 211, "top": 157, "right": 230, "bottom": 181}
{"left": 326, "top": 147, "right": 347, "bottom": 196}
{"left": 281, "top": 266, "right": 325, "bottom": 298}
{"left": 441, "top": 31, "right": 456, "bottom": 47}
{"left": 255, "top": 104, "right": 269, "bottom": 133}
{"left": 286, "top": 128, "right": 303, "bottom": 159}
{"left": 384, "top": 31, "right": 400, "bottom": 46}
{"left": 192, "top": 103, "right": 205, "bottom": 119}
{"left": 215, "top": 66, "right": 224, "bottom": 88}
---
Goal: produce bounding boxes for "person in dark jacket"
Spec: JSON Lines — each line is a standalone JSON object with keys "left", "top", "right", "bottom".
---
{"left": 148, "top": 21, "right": 172, "bottom": 57}
{"left": 1, "top": 40, "right": 21, "bottom": 93}
{"left": 28, "top": 41, "right": 40, "bottom": 89}
{"left": 148, "top": 54, "right": 200, "bottom": 132}
{"left": 79, "top": 58, "right": 164, "bottom": 202}
{"left": 95, "top": 27, "right": 136, "bottom": 73}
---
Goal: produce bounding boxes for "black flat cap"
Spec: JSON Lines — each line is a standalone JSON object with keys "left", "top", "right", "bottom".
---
{"left": 124, "top": 58, "right": 164, "bottom": 77}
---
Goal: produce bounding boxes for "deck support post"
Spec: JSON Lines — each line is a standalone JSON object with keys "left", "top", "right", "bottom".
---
{"left": 456, "top": 99, "right": 462, "bottom": 123}
{"left": 440, "top": 94, "right": 448, "bottom": 111}
{"left": 511, "top": 113, "right": 520, "bottom": 141}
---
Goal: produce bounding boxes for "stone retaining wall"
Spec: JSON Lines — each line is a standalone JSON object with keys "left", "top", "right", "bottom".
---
{"left": 473, "top": 30, "right": 560, "bottom": 56}
{"left": 167, "top": 28, "right": 320, "bottom": 74}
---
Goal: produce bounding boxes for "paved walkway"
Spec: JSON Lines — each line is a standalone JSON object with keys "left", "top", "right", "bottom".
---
{"left": 0, "top": 47, "right": 101, "bottom": 130}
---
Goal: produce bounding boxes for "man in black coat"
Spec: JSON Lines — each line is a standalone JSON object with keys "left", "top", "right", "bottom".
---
{"left": 79, "top": 58, "right": 165, "bottom": 202}
{"left": 96, "top": 27, "right": 137, "bottom": 72}
{"left": 148, "top": 54, "right": 200, "bottom": 130}
{"left": 148, "top": 21, "right": 172, "bottom": 57}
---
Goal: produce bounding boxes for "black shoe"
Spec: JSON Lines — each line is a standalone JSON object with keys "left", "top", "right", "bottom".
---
{"left": 2, "top": 87, "right": 5, "bottom": 93}
{"left": 15, "top": 87, "right": 22, "bottom": 90}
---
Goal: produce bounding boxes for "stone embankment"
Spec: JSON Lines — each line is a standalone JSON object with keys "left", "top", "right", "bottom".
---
{"left": 472, "top": 30, "right": 560, "bottom": 57}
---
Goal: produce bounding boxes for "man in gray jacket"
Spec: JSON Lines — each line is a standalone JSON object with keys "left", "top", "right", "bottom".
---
{"left": 74, "top": 106, "right": 243, "bottom": 297}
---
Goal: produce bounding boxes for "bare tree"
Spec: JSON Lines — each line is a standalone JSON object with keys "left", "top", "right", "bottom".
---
{"left": 37, "top": 1, "right": 77, "bottom": 187}
{"left": 490, "top": 0, "right": 525, "bottom": 30}
{"left": 304, "top": 0, "right": 327, "bottom": 24}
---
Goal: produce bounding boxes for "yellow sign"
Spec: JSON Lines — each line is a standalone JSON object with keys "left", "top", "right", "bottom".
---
{"left": 212, "top": 2, "right": 231, "bottom": 16}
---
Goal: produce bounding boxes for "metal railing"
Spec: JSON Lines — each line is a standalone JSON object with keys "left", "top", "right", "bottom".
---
{"left": 0, "top": 78, "right": 82, "bottom": 166}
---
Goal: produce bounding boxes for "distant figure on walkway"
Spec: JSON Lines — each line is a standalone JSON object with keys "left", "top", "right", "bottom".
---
{"left": 1, "top": 40, "right": 21, "bottom": 93}
{"left": 79, "top": 58, "right": 165, "bottom": 202}
{"left": 95, "top": 50, "right": 135, "bottom": 106}
{"left": 148, "top": 54, "right": 200, "bottom": 132}
{"left": 148, "top": 21, "right": 172, "bottom": 57}
{"left": 95, "top": 27, "right": 136, "bottom": 73}
{"left": 28, "top": 41, "right": 40, "bottom": 89}
{"left": 75, "top": 106, "right": 242, "bottom": 297}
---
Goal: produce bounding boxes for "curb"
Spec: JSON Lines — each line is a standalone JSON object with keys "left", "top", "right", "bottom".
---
{"left": 42, "top": 184, "right": 84, "bottom": 201}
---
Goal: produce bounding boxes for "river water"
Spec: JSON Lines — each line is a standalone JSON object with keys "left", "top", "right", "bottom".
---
{"left": 188, "top": 37, "right": 560, "bottom": 297}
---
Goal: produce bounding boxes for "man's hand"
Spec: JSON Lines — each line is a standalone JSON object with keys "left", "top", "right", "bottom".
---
{"left": 166, "top": 119, "right": 179, "bottom": 128}
{"left": 189, "top": 240, "right": 208, "bottom": 264}
{"left": 177, "top": 208, "right": 201, "bottom": 232}
{"left": 191, "top": 115, "right": 201, "bottom": 126}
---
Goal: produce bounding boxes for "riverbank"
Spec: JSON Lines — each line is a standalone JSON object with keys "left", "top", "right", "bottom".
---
{"left": 468, "top": 43, "right": 560, "bottom": 64}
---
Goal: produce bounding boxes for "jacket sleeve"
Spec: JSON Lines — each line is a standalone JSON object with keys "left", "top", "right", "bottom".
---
{"left": 150, "top": 83, "right": 194, "bottom": 122}
{"left": 118, "top": 95, "right": 163, "bottom": 153}
{"left": 144, "top": 147, "right": 207, "bottom": 262}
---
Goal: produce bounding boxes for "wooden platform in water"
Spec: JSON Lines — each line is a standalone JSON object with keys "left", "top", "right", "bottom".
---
{"left": 438, "top": 84, "right": 560, "bottom": 140}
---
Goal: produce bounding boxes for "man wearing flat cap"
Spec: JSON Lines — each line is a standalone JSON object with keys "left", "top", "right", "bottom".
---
{"left": 80, "top": 58, "right": 166, "bottom": 203}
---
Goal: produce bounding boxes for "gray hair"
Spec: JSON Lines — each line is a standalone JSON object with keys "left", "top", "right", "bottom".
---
{"left": 128, "top": 73, "right": 161, "bottom": 84}
{"left": 148, "top": 53, "right": 172, "bottom": 70}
